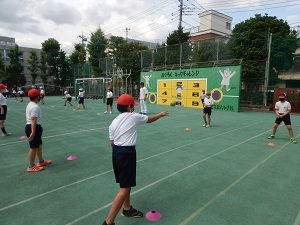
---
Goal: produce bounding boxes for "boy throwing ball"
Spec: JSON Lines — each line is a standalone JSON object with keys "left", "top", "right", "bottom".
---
{"left": 268, "top": 92, "right": 297, "bottom": 143}
{"left": 102, "top": 94, "right": 169, "bottom": 225}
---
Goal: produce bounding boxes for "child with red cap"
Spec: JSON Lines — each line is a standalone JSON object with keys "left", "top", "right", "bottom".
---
{"left": 25, "top": 89, "right": 52, "bottom": 172}
{"left": 0, "top": 84, "right": 11, "bottom": 136}
{"left": 104, "top": 87, "right": 113, "bottom": 114}
{"left": 102, "top": 94, "right": 169, "bottom": 225}
{"left": 268, "top": 92, "right": 297, "bottom": 143}
{"left": 202, "top": 91, "right": 214, "bottom": 128}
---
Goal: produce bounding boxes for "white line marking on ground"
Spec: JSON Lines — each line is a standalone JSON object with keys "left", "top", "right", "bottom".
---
{"left": 0, "top": 122, "right": 261, "bottom": 212}
{"left": 0, "top": 126, "right": 108, "bottom": 147}
{"left": 294, "top": 210, "right": 300, "bottom": 225}
{"left": 65, "top": 128, "right": 271, "bottom": 225}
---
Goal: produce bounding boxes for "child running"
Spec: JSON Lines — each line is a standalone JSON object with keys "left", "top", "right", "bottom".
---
{"left": 102, "top": 94, "right": 169, "bottom": 225}
{"left": 25, "top": 89, "right": 52, "bottom": 172}
{"left": 0, "top": 84, "right": 11, "bottom": 136}
{"left": 63, "top": 91, "right": 73, "bottom": 106}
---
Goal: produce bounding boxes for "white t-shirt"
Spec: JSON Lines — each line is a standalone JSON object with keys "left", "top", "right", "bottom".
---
{"left": 200, "top": 93, "right": 206, "bottom": 100}
{"left": 0, "top": 93, "right": 7, "bottom": 105}
{"left": 65, "top": 94, "right": 72, "bottom": 99}
{"left": 26, "top": 102, "right": 42, "bottom": 125}
{"left": 78, "top": 91, "right": 85, "bottom": 97}
{"left": 204, "top": 97, "right": 214, "bottom": 107}
{"left": 139, "top": 87, "right": 148, "bottom": 100}
{"left": 106, "top": 91, "right": 113, "bottom": 98}
{"left": 275, "top": 101, "right": 291, "bottom": 114}
{"left": 109, "top": 112, "right": 148, "bottom": 146}
{"left": 18, "top": 90, "right": 24, "bottom": 95}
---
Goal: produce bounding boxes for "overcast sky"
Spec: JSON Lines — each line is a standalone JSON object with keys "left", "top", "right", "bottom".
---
{"left": 1, "top": 0, "right": 299, "bottom": 55}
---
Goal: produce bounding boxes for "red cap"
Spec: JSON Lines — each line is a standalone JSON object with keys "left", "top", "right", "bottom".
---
{"left": 0, "top": 84, "right": 7, "bottom": 89}
{"left": 206, "top": 92, "right": 211, "bottom": 95}
{"left": 117, "top": 94, "right": 138, "bottom": 106}
{"left": 28, "top": 89, "right": 40, "bottom": 98}
{"left": 107, "top": 86, "right": 112, "bottom": 90}
{"left": 278, "top": 92, "right": 286, "bottom": 96}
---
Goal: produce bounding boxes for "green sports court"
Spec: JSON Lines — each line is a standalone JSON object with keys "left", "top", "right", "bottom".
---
{"left": 0, "top": 96, "right": 299, "bottom": 225}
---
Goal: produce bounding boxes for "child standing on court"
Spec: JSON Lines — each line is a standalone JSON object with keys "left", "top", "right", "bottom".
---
{"left": 63, "top": 91, "right": 73, "bottom": 106}
{"left": 268, "top": 92, "right": 297, "bottom": 143}
{"left": 25, "top": 89, "right": 52, "bottom": 172}
{"left": 104, "top": 87, "right": 113, "bottom": 114}
{"left": 0, "top": 84, "right": 11, "bottom": 136}
{"left": 200, "top": 90, "right": 206, "bottom": 106}
{"left": 77, "top": 88, "right": 86, "bottom": 110}
{"left": 139, "top": 82, "right": 148, "bottom": 114}
{"left": 102, "top": 94, "right": 169, "bottom": 225}
{"left": 40, "top": 86, "right": 45, "bottom": 104}
{"left": 202, "top": 91, "right": 214, "bottom": 128}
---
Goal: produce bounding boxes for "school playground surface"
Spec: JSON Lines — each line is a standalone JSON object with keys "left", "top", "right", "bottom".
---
{"left": 0, "top": 96, "right": 299, "bottom": 225}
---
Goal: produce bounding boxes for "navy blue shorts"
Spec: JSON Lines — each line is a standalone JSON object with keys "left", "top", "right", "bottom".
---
{"left": 203, "top": 107, "right": 212, "bottom": 115}
{"left": 112, "top": 145, "right": 136, "bottom": 188}
{"left": 106, "top": 98, "right": 113, "bottom": 106}
{"left": 78, "top": 97, "right": 84, "bottom": 104}
{"left": 0, "top": 105, "right": 7, "bottom": 120}
{"left": 275, "top": 113, "right": 291, "bottom": 125}
{"left": 25, "top": 124, "right": 43, "bottom": 148}
{"left": 67, "top": 97, "right": 72, "bottom": 102}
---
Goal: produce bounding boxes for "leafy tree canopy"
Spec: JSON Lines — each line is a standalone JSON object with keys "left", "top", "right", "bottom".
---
{"left": 87, "top": 28, "right": 108, "bottom": 75}
{"left": 229, "top": 14, "right": 297, "bottom": 84}
{"left": 28, "top": 50, "right": 39, "bottom": 84}
{"left": 166, "top": 26, "right": 190, "bottom": 45}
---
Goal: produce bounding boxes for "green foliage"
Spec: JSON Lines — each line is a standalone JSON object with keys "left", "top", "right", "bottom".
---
{"left": 27, "top": 50, "right": 39, "bottom": 84}
{"left": 57, "top": 51, "right": 71, "bottom": 86}
{"left": 166, "top": 26, "right": 190, "bottom": 45}
{"left": 0, "top": 51, "right": 6, "bottom": 81}
{"left": 115, "top": 41, "right": 148, "bottom": 80}
{"left": 87, "top": 28, "right": 107, "bottom": 75}
{"left": 229, "top": 14, "right": 297, "bottom": 85}
{"left": 39, "top": 51, "right": 48, "bottom": 84}
{"left": 70, "top": 43, "right": 86, "bottom": 64}
{"left": 42, "top": 38, "right": 61, "bottom": 84}
{"left": 5, "top": 45, "right": 25, "bottom": 87}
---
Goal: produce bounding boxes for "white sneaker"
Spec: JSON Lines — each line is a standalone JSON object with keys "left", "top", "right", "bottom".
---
{"left": 2, "top": 133, "right": 12, "bottom": 137}
{"left": 203, "top": 123, "right": 207, "bottom": 127}
{"left": 109, "top": 111, "right": 112, "bottom": 114}
{"left": 104, "top": 111, "right": 108, "bottom": 114}
{"left": 206, "top": 124, "right": 210, "bottom": 128}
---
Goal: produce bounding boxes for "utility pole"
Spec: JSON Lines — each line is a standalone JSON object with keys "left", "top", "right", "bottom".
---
{"left": 263, "top": 31, "right": 272, "bottom": 107}
{"left": 179, "top": 0, "right": 183, "bottom": 27}
{"left": 125, "top": 27, "right": 130, "bottom": 40}
{"left": 78, "top": 31, "right": 87, "bottom": 61}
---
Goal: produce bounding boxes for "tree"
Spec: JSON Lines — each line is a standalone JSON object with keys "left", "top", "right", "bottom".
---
{"left": 228, "top": 14, "right": 297, "bottom": 87}
{"left": 114, "top": 41, "right": 148, "bottom": 80}
{"left": 39, "top": 51, "right": 48, "bottom": 84}
{"left": 27, "top": 50, "right": 39, "bottom": 84}
{"left": 165, "top": 26, "right": 191, "bottom": 65}
{"left": 41, "top": 38, "right": 60, "bottom": 85}
{"left": 87, "top": 28, "right": 107, "bottom": 75}
{"left": 5, "top": 45, "right": 25, "bottom": 87}
{"left": 70, "top": 43, "right": 86, "bottom": 64}
{"left": 57, "top": 50, "right": 71, "bottom": 87}
{"left": 0, "top": 51, "right": 6, "bottom": 82}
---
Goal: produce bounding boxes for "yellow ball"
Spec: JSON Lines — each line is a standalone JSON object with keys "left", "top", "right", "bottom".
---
{"left": 170, "top": 100, "right": 176, "bottom": 107}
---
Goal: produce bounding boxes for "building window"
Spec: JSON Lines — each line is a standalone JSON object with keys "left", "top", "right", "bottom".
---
{"left": 226, "top": 22, "right": 231, "bottom": 30}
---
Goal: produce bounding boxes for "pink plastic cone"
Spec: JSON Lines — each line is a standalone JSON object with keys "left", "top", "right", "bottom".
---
{"left": 146, "top": 210, "right": 162, "bottom": 221}
{"left": 20, "top": 135, "right": 27, "bottom": 140}
{"left": 67, "top": 155, "right": 77, "bottom": 161}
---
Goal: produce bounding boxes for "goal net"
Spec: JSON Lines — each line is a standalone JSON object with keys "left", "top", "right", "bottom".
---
{"left": 74, "top": 78, "right": 112, "bottom": 101}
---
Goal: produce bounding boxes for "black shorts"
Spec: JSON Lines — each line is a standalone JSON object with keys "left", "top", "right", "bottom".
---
{"left": 0, "top": 105, "right": 7, "bottom": 120}
{"left": 106, "top": 98, "right": 113, "bottom": 106}
{"left": 275, "top": 113, "right": 291, "bottom": 125}
{"left": 19, "top": 94, "right": 24, "bottom": 97}
{"left": 112, "top": 145, "right": 136, "bottom": 188}
{"left": 78, "top": 97, "right": 84, "bottom": 104}
{"left": 203, "top": 107, "right": 212, "bottom": 115}
{"left": 25, "top": 124, "right": 43, "bottom": 148}
{"left": 40, "top": 94, "right": 45, "bottom": 99}
{"left": 67, "top": 97, "right": 72, "bottom": 102}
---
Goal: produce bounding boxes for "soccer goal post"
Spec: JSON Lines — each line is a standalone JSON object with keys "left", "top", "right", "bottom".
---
{"left": 75, "top": 78, "right": 112, "bottom": 103}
